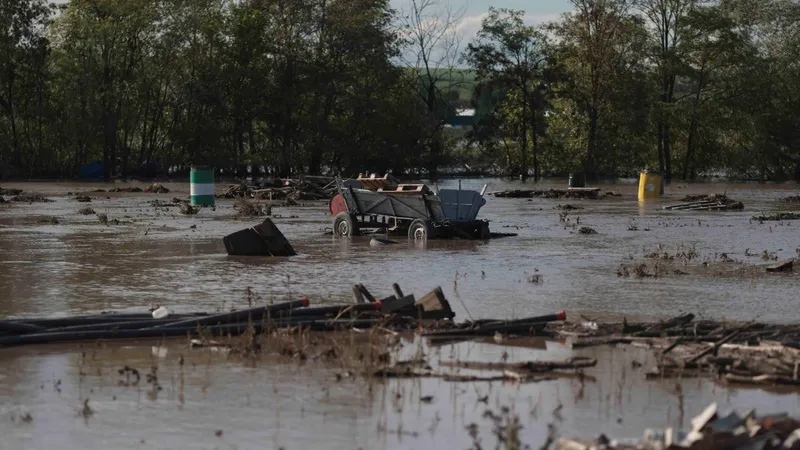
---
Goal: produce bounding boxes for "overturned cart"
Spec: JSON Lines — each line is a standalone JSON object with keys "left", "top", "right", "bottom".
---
{"left": 329, "top": 178, "right": 490, "bottom": 240}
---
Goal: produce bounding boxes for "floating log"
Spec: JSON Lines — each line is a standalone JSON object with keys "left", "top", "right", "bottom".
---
{"left": 440, "top": 357, "right": 596, "bottom": 373}
{"left": 423, "top": 321, "right": 548, "bottom": 337}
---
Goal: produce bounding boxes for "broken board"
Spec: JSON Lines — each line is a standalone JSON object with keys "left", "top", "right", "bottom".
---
{"left": 766, "top": 259, "right": 794, "bottom": 272}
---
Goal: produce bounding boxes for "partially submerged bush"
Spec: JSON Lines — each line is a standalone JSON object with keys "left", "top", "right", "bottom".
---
{"left": 234, "top": 198, "right": 270, "bottom": 217}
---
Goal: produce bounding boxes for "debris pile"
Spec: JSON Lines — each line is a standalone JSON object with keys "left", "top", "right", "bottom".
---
{"left": 179, "top": 203, "right": 199, "bottom": 215}
{"left": 108, "top": 187, "right": 143, "bottom": 193}
{"left": 557, "top": 403, "right": 800, "bottom": 450}
{"left": 0, "top": 282, "right": 460, "bottom": 348}
{"left": 233, "top": 198, "right": 270, "bottom": 217}
{"left": 10, "top": 193, "right": 53, "bottom": 203}
{"left": 74, "top": 196, "right": 91, "bottom": 202}
{"left": 665, "top": 194, "right": 744, "bottom": 211}
{"left": 550, "top": 313, "right": 800, "bottom": 388}
{"left": 783, "top": 195, "right": 800, "bottom": 203}
{"left": 220, "top": 176, "right": 335, "bottom": 202}
{"left": 0, "top": 188, "right": 23, "bottom": 196}
{"left": 37, "top": 217, "right": 59, "bottom": 225}
{"left": 144, "top": 183, "right": 170, "bottom": 193}
{"left": 492, "top": 189, "right": 602, "bottom": 200}
{"left": 752, "top": 212, "right": 800, "bottom": 221}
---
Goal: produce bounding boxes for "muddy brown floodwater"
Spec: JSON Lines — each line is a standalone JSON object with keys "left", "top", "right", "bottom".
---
{"left": 0, "top": 178, "right": 798, "bottom": 449}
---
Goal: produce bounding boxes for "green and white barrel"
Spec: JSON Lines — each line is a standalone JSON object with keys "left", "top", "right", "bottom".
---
{"left": 190, "top": 166, "right": 215, "bottom": 206}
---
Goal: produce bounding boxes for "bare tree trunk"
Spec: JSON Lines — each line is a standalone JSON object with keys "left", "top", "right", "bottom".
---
{"left": 657, "top": 121, "right": 665, "bottom": 173}
{"left": 587, "top": 107, "right": 598, "bottom": 179}
{"left": 663, "top": 125, "right": 672, "bottom": 181}
{"left": 520, "top": 88, "right": 528, "bottom": 181}
{"left": 532, "top": 110, "right": 540, "bottom": 181}
{"left": 683, "top": 119, "right": 697, "bottom": 180}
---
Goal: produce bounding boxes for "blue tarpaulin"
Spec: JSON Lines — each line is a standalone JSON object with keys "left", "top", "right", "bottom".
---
{"left": 79, "top": 161, "right": 104, "bottom": 179}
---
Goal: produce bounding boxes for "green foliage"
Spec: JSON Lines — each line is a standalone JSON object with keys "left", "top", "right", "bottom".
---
{"left": 2, "top": 0, "right": 800, "bottom": 181}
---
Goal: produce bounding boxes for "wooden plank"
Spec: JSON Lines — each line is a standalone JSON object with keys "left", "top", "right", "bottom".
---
{"left": 767, "top": 259, "right": 794, "bottom": 272}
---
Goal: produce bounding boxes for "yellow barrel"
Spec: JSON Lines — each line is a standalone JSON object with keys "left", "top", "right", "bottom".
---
{"left": 638, "top": 170, "right": 663, "bottom": 201}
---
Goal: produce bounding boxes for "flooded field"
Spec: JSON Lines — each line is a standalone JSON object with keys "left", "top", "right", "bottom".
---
{"left": 0, "top": 178, "right": 798, "bottom": 448}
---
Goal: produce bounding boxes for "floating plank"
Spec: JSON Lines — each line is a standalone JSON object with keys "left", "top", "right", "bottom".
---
{"left": 767, "top": 259, "right": 794, "bottom": 272}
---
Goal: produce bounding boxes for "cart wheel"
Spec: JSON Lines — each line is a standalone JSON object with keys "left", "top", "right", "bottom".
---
{"left": 408, "top": 219, "right": 434, "bottom": 241}
{"left": 333, "top": 212, "right": 359, "bottom": 237}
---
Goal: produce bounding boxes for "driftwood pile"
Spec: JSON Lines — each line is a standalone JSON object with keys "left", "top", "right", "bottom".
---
{"left": 665, "top": 194, "right": 744, "bottom": 211}
{"left": 557, "top": 402, "right": 800, "bottom": 450}
{"left": 552, "top": 313, "right": 800, "bottom": 387}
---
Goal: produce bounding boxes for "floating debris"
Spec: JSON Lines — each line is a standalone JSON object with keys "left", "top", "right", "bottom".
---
{"left": 556, "top": 204, "right": 584, "bottom": 211}
{"left": 752, "top": 212, "right": 800, "bottom": 221}
{"left": 223, "top": 218, "right": 296, "bottom": 256}
{"left": 578, "top": 227, "right": 598, "bottom": 235}
{"left": 766, "top": 259, "right": 794, "bottom": 273}
{"left": 370, "top": 237, "right": 399, "bottom": 246}
{"left": 108, "top": 187, "right": 143, "bottom": 193}
{"left": 782, "top": 195, "right": 800, "bottom": 203}
{"left": 179, "top": 204, "right": 199, "bottom": 215}
{"left": 665, "top": 194, "right": 744, "bottom": 211}
{"left": 221, "top": 177, "right": 334, "bottom": 201}
{"left": 0, "top": 188, "right": 23, "bottom": 196}
{"left": 492, "top": 188, "right": 602, "bottom": 200}
{"left": 144, "top": 183, "right": 169, "bottom": 193}
{"left": 557, "top": 403, "right": 800, "bottom": 450}
{"left": 11, "top": 194, "right": 53, "bottom": 203}
{"left": 74, "top": 196, "right": 91, "bottom": 202}
{"left": 233, "top": 198, "right": 270, "bottom": 217}
{"left": 36, "top": 217, "right": 60, "bottom": 225}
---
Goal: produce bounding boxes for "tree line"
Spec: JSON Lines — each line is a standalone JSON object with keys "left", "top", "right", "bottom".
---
{"left": 1, "top": 0, "right": 799, "bottom": 181}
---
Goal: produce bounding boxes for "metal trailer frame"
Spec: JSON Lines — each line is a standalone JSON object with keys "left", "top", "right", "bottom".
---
{"left": 331, "top": 177, "right": 490, "bottom": 240}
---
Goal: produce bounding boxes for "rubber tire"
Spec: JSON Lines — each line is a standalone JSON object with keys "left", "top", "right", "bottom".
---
{"left": 408, "top": 219, "right": 434, "bottom": 241}
{"left": 333, "top": 212, "right": 359, "bottom": 237}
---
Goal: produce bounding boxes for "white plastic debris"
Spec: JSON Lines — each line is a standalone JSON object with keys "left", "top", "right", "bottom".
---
{"left": 152, "top": 306, "right": 170, "bottom": 319}
{"left": 151, "top": 346, "right": 168, "bottom": 358}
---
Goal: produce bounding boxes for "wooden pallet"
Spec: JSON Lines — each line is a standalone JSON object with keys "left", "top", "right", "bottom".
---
{"left": 356, "top": 173, "right": 398, "bottom": 191}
